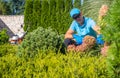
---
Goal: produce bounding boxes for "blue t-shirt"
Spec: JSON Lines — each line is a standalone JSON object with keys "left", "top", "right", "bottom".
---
{"left": 70, "top": 17, "right": 97, "bottom": 39}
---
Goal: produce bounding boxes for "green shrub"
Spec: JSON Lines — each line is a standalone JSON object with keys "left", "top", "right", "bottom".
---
{"left": 0, "top": 29, "right": 9, "bottom": 45}
{"left": 0, "top": 44, "right": 17, "bottom": 57}
{"left": 101, "top": 0, "right": 120, "bottom": 77}
{"left": 0, "top": 51, "right": 108, "bottom": 78}
{"left": 18, "top": 27, "right": 64, "bottom": 57}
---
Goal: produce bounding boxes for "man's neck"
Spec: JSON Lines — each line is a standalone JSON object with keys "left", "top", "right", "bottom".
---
{"left": 78, "top": 17, "right": 84, "bottom": 25}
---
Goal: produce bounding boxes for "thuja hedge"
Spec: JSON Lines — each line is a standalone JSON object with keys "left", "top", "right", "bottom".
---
{"left": 24, "top": 0, "right": 33, "bottom": 31}
{"left": 24, "top": 0, "right": 73, "bottom": 33}
{"left": 24, "top": 0, "right": 112, "bottom": 33}
{"left": 101, "top": 0, "right": 120, "bottom": 77}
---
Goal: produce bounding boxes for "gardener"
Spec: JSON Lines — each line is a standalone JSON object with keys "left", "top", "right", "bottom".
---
{"left": 64, "top": 8, "right": 104, "bottom": 52}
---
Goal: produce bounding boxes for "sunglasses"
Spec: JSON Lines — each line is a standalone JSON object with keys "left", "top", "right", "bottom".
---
{"left": 72, "top": 13, "right": 81, "bottom": 19}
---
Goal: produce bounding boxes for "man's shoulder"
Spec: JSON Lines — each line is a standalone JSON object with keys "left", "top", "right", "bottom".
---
{"left": 71, "top": 20, "right": 77, "bottom": 26}
{"left": 84, "top": 17, "right": 96, "bottom": 28}
{"left": 84, "top": 17, "right": 94, "bottom": 21}
{"left": 71, "top": 20, "right": 77, "bottom": 24}
{"left": 84, "top": 17, "right": 95, "bottom": 25}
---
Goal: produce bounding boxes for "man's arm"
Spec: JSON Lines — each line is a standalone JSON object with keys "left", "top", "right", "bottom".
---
{"left": 65, "top": 29, "right": 74, "bottom": 39}
{"left": 92, "top": 25, "right": 101, "bottom": 34}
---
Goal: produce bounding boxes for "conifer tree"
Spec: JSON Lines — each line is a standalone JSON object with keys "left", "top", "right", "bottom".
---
{"left": 49, "top": 0, "right": 56, "bottom": 29}
{"left": 41, "top": 0, "right": 49, "bottom": 28}
{"left": 24, "top": 0, "right": 33, "bottom": 32}
{"left": 24, "top": 0, "right": 73, "bottom": 34}
{"left": 55, "top": 0, "right": 64, "bottom": 33}
{"left": 63, "top": 0, "right": 73, "bottom": 33}
{"left": 33, "top": 0, "right": 41, "bottom": 29}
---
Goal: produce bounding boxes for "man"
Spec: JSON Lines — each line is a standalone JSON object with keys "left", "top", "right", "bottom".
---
{"left": 64, "top": 8, "right": 104, "bottom": 52}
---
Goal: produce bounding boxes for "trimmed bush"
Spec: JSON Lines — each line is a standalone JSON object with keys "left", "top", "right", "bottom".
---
{"left": 0, "top": 51, "right": 108, "bottom": 78}
{"left": 18, "top": 27, "right": 64, "bottom": 57}
{"left": 0, "top": 44, "right": 17, "bottom": 57}
{"left": 0, "top": 29, "right": 9, "bottom": 45}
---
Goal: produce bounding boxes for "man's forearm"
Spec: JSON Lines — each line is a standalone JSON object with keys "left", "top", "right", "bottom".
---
{"left": 65, "top": 34, "right": 73, "bottom": 39}
{"left": 93, "top": 26, "right": 101, "bottom": 35}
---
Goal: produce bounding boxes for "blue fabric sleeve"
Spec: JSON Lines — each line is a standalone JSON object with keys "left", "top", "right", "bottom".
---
{"left": 73, "top": 34, "right": 82, "bottom": 45}
{"left": 90, "top": 19, "right": 96, "bottom": 29}
{"left": 96, "top": 34, "right": 104, "bottom": 45}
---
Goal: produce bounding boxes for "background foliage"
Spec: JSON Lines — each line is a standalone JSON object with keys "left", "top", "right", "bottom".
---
{"left": 18, "top": 27, "right": 64, "bottom": 57}
{"left": 79, "top": 0, "right": 111, "bottom": 21}
{"left": 0, "top": 0, "right": 11, "bottom": 15}
{"left": 24, "top": 0, "right": 112, "bottom": 34}
{"left": 101, "top": 0, "right": 120, "bottom": 77}
{"left": 0, "top": 0, "right": 25, "bottom": 15}
{"left": 0, "top": 29, "right": 9, "bottom": 45}
{"left": 24, "top": 0, "right": 73, "bottom": 33}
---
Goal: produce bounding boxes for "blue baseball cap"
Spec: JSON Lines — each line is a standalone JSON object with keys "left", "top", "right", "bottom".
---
{"left": 70, "top": 8, "right": 81, "bottom": 17}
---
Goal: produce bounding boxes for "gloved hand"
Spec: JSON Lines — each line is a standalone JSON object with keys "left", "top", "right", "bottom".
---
{"left": 73, "top": 34, "right": 82, "bottom": 45}
{"left": 96, "top": 34, "right": 104, "bottom": 45}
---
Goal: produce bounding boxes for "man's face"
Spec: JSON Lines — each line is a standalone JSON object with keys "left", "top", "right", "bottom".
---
{"left": 73, "top": 13, "right": 83, "bottom": 23}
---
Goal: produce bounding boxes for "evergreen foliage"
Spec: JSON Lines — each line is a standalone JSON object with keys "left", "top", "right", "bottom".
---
{"left": 24, "top": 0, "right": 33, "bottom": 32}
{"left": 0, "top": 49, "right": 108, "bottom": 78}
{"left": 24, "top": 0, "right": 112, "bottom": 33}
{"left": 41, "top": 0, "right": 49, "bottom": 28}
{"left": 49, "top": 0, "right": 56, "bottom": 29}
{"left": 0, "top": 29, "right": 9, "bottom": 45}
{"left": 33, "top": 0, "right": 42, "bottom": 28}
{"left": 55, "top": 0, "right": 64, "bottom": 33}
{"left": 0, "top": 44, "right": 17, "bottom": 57}
{"left": 0, "top": 0, "right": 11, "bottom": 15}
{"left": 101, "top": 0, "right": 120, "bottom": 77}
{"left": 18, "top": 27, "right": 64, "bottom": 57}
{"left": 33, "top": 0, "right": 41, "bottom": 29}
{"left": 24, "top": 0, "right": 73, "bottom": 34}
{"left": 63, "top": 0, "right": 73, "bottom": 33}
{"left": 0, "top": 0, "right": 25, "bottom": 15}
{"left": 5, "top": 0, "right": 25, "bottom": 15}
